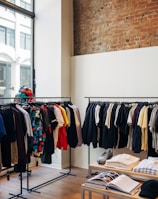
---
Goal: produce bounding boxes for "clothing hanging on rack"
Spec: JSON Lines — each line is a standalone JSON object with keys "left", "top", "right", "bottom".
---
{"left": 0, "top": 97, "right": 81, "bottom": 198}
{"left": 0, "top": 104, "right": 33, "bottom": 172}
{"left": 68, "top": 104, "right": 82, "bottom": 146}
{"left": 0, "top": 98, "right": 83, "bottom": 169}
{"left": 0, "top": 112, "right": 6, "bottom": 171}
{"left": 83, "top": 97, "right": 158, "bottom": 157}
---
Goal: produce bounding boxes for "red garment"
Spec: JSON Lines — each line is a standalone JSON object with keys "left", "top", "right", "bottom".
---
{"left": 54, "top": 104, "right": 68, "bottom": 150}
{"left": 56, "top": 126, "right": 68, "bottom": 150}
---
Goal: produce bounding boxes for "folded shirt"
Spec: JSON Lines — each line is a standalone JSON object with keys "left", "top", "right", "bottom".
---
{"left": 133, "top": 158, "right": 158, "bottom": 175}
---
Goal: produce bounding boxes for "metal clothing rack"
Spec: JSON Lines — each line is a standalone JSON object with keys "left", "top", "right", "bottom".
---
{"left": 27, "top": 146, "right": 76, "bottom": 193}
{"left": 84, "top": 96, "right": 158, "bottom": 172}
{"left": 20, "top": 96, "right": 76, "bottom": 192}
{"left": 0, "top": 96, "right": 76, "bottom": 198}
{"left": 0, "top": 100, "right": 29, "bottom": 199}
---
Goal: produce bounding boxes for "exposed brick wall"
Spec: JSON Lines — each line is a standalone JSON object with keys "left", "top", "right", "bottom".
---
{"left": 73, "top": 0, "right": 158, "bottom": 55}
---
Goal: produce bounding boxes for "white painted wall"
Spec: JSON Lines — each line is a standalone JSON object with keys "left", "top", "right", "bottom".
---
{"left": 34, "top": 0, "right": 158, "bottom": 169}
{"left": 61, "top": 0, "right": 73, "bottom": 97}
{"left": 34, "top": 0, "right": 72, "bottom": 169}
{"left": 71, "top": 46, "right": 158, "bottom": 169}
{"left": 35, "top": 0, "right": 62, "bottom": 97}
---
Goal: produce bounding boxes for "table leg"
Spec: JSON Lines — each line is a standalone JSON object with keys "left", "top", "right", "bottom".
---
{"left": 103, "top": 195, "right": 109, "bottom": 199}
{"left": 89, "top": 190, "right": 92, "bottom": 199}
{"left": 81, "top": 188, "right": 85, "bottom": 199}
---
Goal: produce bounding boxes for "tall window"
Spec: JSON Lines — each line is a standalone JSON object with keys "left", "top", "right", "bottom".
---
{"left": 0, "top": 0, "right": 35, "bottom": 100}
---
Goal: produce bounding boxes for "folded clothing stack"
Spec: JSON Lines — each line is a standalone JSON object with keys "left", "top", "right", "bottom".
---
{"left": 104, "top": 153, "right": 140, "bottom": 170}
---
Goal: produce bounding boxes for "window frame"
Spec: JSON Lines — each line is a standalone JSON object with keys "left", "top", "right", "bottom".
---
{"left": 0, "top": 0, "right": 35, "bottom": 18}
{"left": 0, "top": 0, "right": 35, "bottom": 94}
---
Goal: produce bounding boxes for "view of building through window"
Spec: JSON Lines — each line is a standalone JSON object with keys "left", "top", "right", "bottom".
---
{"left": 0, "top": 0, "right": 34, "bottom": 99}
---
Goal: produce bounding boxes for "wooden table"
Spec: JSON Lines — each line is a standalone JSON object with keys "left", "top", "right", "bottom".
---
{"left": 88, "top": 162, "right": 158, "bottom": 181}
{"left": 82, "top": 162, "right": 158, "bottom": 199}
{"left": 81, "top": 183, "right": 146, "bottom": 199}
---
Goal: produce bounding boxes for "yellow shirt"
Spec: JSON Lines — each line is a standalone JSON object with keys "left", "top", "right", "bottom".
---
{"left": 137, "top": 106, "right": 148, "bottom": 151}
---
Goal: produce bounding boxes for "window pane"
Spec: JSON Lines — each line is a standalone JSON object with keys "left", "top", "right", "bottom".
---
{"left": 20, "top": 0, "right": 31, "bottom": 11}
{"left": 6, "top": 0, "right": 33, "bottom": 12}
{"left": 20, "top": 32, "right": 25, "bottom": 49}
{"left": 7, "top": 28, "right": 15, "bottom": 47}
{"left": 0, "top": 64, "right": 5, "bottom": 87}
{"left": 20, "top": 65, "right": 31, "bottom": 88}
{"left": 26, "top": 34, "right": 31, "bottom": 50}
{"left": 0, "top": 26, "right": 15, "bottom": 47}
{"left": 20, "top": 32, "right": 31, "bottom": 50}
{"left": 0, "top": 26, "right": 6, "bottom": 44}
{"left": 0, "top": 3, "right": 33, "bottom": 99}
{"left": 0, "top": 63, "right": 11, "bottom": 98}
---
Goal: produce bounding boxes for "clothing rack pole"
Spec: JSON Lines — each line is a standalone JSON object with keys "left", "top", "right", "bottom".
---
{"left": 84, "top": 96, "right": 158, "bottom": 176}
{"left": 87, "top": 97, "right": 91, "bottom": 168}
{"left": 85, "top": 96, "right": 158, "bottom": 99}
{"left": 8, "top": 172, "right": 27, "bottom": 199}
{"left": 60, "top": 146, "right": 76, "bottom": 176}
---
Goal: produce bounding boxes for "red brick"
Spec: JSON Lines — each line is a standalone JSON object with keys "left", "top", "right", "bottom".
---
{"left": 73, "top": 0, "right": 158, "bottom": 55}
